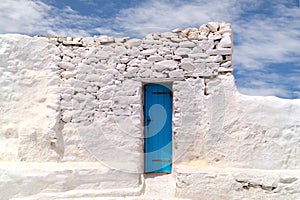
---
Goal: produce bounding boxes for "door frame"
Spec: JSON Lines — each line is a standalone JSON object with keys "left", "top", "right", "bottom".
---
{"left": 142, "top": 82, "right": 173, "bottom": 173}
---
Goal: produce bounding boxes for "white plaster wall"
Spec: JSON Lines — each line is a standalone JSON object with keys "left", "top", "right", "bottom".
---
{"left": 0, "top": 35, "right": 63, "bottom": 161}
{"left": 175, "top": 75, "right": 300, "bottom": 199}
{"left": 202, "top": 75, "right": 300, "bottom": 169}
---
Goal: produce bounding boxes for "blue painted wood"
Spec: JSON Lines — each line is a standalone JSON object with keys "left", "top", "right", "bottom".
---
{"left": 144, "top": 84, "right": 172, "bottom": 173}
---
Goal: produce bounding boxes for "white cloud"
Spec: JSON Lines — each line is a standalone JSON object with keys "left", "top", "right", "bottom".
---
{"left": 114, "top": 0, "right": 240, "bottom": 37}
{"left": 0, "top": 0, "right": 50, "bottom": 33}
{"left": 233, "top": 8, "right": 300, "bottom": 70}
{"left": 0, "top": 0, "right": 101, "bottom": 36}
{"left": 232, "top": 3, "right": 300, "bottom": 98}
{"left": 238, "top": 87, "right": 289, "bottom": 98}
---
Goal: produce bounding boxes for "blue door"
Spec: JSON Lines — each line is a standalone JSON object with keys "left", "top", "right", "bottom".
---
{"left": 144, "top": 84, "right": 172, "bottom": 173}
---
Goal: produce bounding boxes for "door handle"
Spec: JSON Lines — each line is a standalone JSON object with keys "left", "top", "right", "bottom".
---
{"left": 146, "top": 117, "right": 152, "bottom": 126}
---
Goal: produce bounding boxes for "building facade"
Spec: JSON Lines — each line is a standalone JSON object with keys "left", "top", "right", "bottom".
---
{"left": 0, "top": 22, "right": 300, "bottom": 199}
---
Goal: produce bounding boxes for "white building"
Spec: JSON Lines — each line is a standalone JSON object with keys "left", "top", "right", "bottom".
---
{"left": 0, "top": 22, "right": 300, "bottom": 199}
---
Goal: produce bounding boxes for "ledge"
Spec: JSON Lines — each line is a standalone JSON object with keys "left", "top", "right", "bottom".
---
{"left": 174, "top": 163, "right": 300, "bottom": 200}
{"left": 0, "top": 162, "right": 142, "bottom": 200}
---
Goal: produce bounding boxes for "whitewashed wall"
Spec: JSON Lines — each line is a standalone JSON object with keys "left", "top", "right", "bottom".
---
{"left": 0, "top": 22, "right": 299, "bottom": 199}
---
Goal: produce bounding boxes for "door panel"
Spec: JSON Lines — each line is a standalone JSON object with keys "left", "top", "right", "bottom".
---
{"left": 144, "top": 84, "right": 172, "bottom": 173}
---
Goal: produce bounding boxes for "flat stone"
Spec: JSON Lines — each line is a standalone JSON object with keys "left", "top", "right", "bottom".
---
{"left": 206, "top": 63, "right": 220, "bottom": 69}
{"left": 188, "top": 53, "right": 209, "bottom": 59}
{"left": 172, "top": 28, "right": 183, "bottom": 33}
{"left": 94, "top": 35, "right": 115, "bottom": 43}
{"left": 143, "top": 40, "right": 163, "bottom": 45}
{"left": 61, "top": 71, "right": 76, "bottom": 79}
{"left": 161, "top": 32, "right": 177, "bottom": 38}
{"left": 219, "top": 22, "right": 231, "bottom": 31}
{"left": 206, "top": 55, "right": 223, "bottom": 63}
{"left": 129, "top": 47, "right": 140, "bottom": 57}
{"left": 170, "top": 37, "right": 182, "bottom": 43}
{"left": 198, "top": 40, "right": 214, "bottom": 50}
{"left": 174, "top": 48, "right": 192, "bottom": 56}
{"left": 81, "top": 37, "right": 95, "bottom": 45}
{"left": 101, "top": 73, "right": 114, "bottom": 84}
{"left": 179, "top": 41, "right": 196, "bottom": 48}
{"left": 169, "top": 69, "right": 185, "bottom": 78}
{"left": 180, "top": 62, "right": 195, "bottom": 72}
{"left": 217, "top": 36, "right": 232, "bottom": 48}
{"left": 140, "top": 59, "right": 153, "bottom": 69}
{"left": 220, "top": 61, "right": 232, "bottom": 68}
{"left": 102, "top": 46, "right": 114, "bottom": 52}
{"left": 77, "top": 63, "right": 91, "bottom": 74}
{"left": 86, "top": 74, "right": 99, "bottom": 82}
{"left": 57, "top": 62, "right": 75, "bottom": 70}
{"left": 154, "top": 60, "right": 178, "bottom": 72}
{"left": 127, "top": 58, "right": 140, "bottom": 67}
{"left": 141, "top": 49, "right": 157, "bottom": 56}
{"left": 127, "top": 67, "right": 139, "bottom": 74}
{"left": 96, "top": 50, "right": 110, "bottom": 59}
{"left": 120, "top": 56, "right": 130, "bottom": 64}
{"left": 172, "top": 55, "right": 182, "bottom": 60}
{"left": 115, "top": 46, "right": 127, "bottom": 56}
{"left": 158, "top": 47, "right": 171, "bottom": 55}
{"left": 140, "top": 69, "right": 153, "bottom": 78}
{"left": 218, "top": 67, "right": 233, "bottom": 73}
{"left": 126, "top": 39, "right": 142, "bottom": 47}
{"left": 191, "top": 46, "right": 203, "bottom": 54}
{"left": 62, "top": 110, "right": 72, "bottom": 122}
{"left": 116, "top": 64, "right": 126, "bottom": 71}
{"left": 207, "top": 48, "right": 232, "bottom": 55}
{"left": 279, "top": 177, "right": 298, "bottom": 184}
{"left": 147, "top": 54, "right": 164, "bottom": 62}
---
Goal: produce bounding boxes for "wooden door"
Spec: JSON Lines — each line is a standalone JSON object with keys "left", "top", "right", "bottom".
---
{"left": 144, "top": 84, "right": 172, "bottom": 173}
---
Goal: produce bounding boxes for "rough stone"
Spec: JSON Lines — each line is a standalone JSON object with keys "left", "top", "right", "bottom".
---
{"left": 147, "top": 54, "right": 164, "bottom": 62}
{"left": 217, "top": 35, "right": 232, "bottom": 48}
{"left": 179, "top": 41, "right": 196, "bottom": 48}
{"left": 174, "top": 48, "right": 192, "bottom": 56}
{"left": 221, "top": 60, "right": 232, "bottom": 68}
{"left": 180, "top": 62, "right": 195, "bottom": 72}
{"left": 141, "top": 49, "right": 157, "bottom": 56}
{"left": 154, "top": 60, "right": 178, "bottom": 72}
{"left": 207, "top": 48, "right": 232, "bottom": 55}
{"left": 95, "top": 35, "right": 115, "bottom": 43}
{"left": 208, "top": 32, "right": 222, "bottom": 40}
{"left": 126, "top": 39, "right": 142, "bottom": 47}
{"left": 188, "top": 53, "right": 209, "bottom": 59}
{"left": 57, "top": 62, "right": 75, "bottom": 70}
{"left": 127, "top": 67, "right": 139, "bottom": 74}
{"left": 169, "top": 69, "right": 185, "bottom": 78}
{"left": 207, "top": 22, "right": 219, "bottom": 32}
{"left": 198, "top": 40, "right": 215, "bottom": 50}
{"left": 115, "top": 45, "right": 127, "bottom": 56}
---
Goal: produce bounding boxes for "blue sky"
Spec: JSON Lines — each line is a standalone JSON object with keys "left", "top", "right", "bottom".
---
{"left": 0, "top": 0, "right": 299, "bottom": 99}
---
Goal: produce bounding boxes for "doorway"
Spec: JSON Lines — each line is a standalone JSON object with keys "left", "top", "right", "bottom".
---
{"left": 144, "top": 83, "right": 172, "bottom": 173}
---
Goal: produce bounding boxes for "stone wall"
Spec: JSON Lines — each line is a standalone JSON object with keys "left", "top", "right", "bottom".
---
{"left": 0, "top": 22, "right": 300, "bottom": 199}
